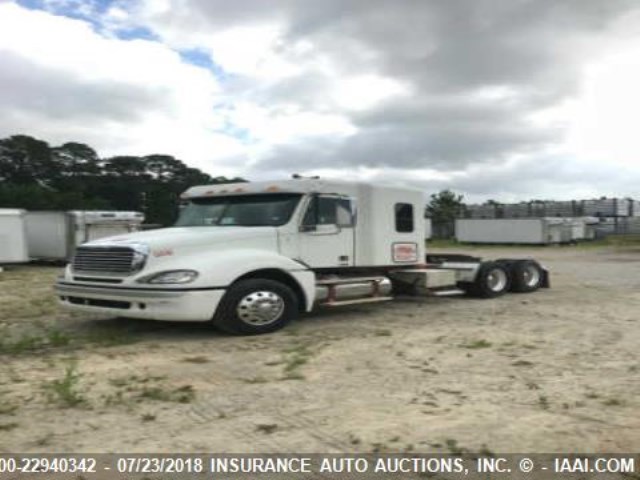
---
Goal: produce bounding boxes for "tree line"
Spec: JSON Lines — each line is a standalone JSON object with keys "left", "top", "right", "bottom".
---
{"left": 0, "top": 134, "right": 244, "bottom": 225}
{"left": 0, "top": 134, "right": 469, "bottom": 235}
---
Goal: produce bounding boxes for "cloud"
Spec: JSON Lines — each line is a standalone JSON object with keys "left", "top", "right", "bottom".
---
{"left": 2, "top": 0, "right": 640, "bottom": 200}
{"left": 0, "top": 2, "right": 254, "bottom": 177}
{"left": 130, "top": 1, "right": 639, "bottom": 176}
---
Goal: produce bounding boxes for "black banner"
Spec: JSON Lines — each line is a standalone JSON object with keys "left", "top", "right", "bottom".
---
{"left": 0, "top": 454, "right": 638, "bottom": 479}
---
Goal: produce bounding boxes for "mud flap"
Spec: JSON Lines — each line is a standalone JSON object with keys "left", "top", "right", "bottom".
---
{"left": 541, "top": 268, "right": 550, "bottom": 288}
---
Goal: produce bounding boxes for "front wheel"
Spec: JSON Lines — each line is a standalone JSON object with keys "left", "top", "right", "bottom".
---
{"left": 213, "top": 279, "right": 299, "bottom": 335}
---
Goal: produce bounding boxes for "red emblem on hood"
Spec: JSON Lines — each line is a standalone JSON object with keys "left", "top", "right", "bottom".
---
{"left": 152, "top": 248, "right": 174, "bottom": 258}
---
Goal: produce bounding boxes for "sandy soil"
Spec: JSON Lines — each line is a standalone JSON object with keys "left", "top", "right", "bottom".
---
{"left": 1, "top": 245, "right": 639, "bottom": 454}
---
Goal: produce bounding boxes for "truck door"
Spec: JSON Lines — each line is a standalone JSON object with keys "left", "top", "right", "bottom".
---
{"left": 297, "top": 194, "right": 355, "bottom": 268}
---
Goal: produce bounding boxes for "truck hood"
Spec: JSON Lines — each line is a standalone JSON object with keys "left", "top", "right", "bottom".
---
{"left": 84, "top": 226, "right": 279, "bottom": 255}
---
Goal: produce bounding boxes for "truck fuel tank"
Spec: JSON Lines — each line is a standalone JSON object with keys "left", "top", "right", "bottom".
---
{"left": 315, "top": 276, "right": 392, "bottom": 304}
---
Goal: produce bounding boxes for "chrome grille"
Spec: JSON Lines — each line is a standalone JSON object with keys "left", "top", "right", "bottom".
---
{"left": 72, "top": 246, "right": 136, "bottom": 274}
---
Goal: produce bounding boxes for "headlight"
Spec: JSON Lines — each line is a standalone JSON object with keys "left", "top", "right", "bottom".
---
{"left": 138, "top": 270, "right": 199, "bottom": 284}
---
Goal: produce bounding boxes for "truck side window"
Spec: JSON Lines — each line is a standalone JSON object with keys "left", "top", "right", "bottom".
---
{"left": 336, "top": 198, "right": 354, "bottom": 227}
{"left": 303, "top": 196, "right": 355, "bottom": 227}
{"left": 395, "top": 203, "right": 414, "bottom": 232}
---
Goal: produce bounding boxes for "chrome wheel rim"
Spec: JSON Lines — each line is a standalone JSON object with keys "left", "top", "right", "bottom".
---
{"left": 237, "top": 291, "right": 285, "bottom": 326}
{"left": 487, "top": 268, "right": 508, "bottom": 292}
{"left": 523, "top": 265, "right": 540, "bottom": 287}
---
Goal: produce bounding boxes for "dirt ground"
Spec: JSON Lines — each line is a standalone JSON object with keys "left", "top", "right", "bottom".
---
{"left": 1, "top": 245, "right": 639, "bottom": 454}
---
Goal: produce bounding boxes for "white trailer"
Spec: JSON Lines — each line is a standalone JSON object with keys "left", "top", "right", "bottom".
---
{"left": 71, "top": 211, "right": 145, "bottom": 245}
{"left": 564, "top": 217, "right": 598, "bottom": 241}
{"left": 424, "top": 217, "right": 432, "bottom": 240}
{"left": 26, "top": 211, "right": 144, "bottom": 260}
{"left": 55, "top": 178, "right": 549, "bottom": 335}
{"left": 456, "top": 218, "right": 599, "bottom": 244}
{"left": 456, "top": 218, "right": 575, "bottom": 245}
{"left": 0, "top": 209, "right": 29, "bottom": 269}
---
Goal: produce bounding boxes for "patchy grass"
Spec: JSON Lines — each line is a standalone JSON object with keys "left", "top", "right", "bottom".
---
{"left": 444, "top": 438, "right": 470, "bottom": 455}
{"left": 0, "top": 402, "right": 18, "bottom": 415}
{"left": 371, "top": 442, "right": 389, "bottom": 453}
{"left": 181, "top": 356, "right": 209, "bottom": 364}
{"left": 242, "top": 376, "right": 269, "bottom": 384}
{"left": 0, "top": 334, "right": 43, "bottom": 355}
{"left": 0, "top": 266, "right": 143, "bottom": 357}
{"left": 512, "top": 360, "right": 534, "bottom": 367}
{"left": 0, "top": 422, "right": 19, "bottom": 431}
{"left": 0, "top": 267, "right": 61, "bottom": 321}
{"left": 574, "top": 235, "right": 640, "bottom": 249}
{"left": 538, "top": 395, "right": 550, "bottom": 410}
{"left": 34, "top": 433, "right": 54, "bottom": 447}
{"left": 83, "top": 329, "right": 139, "bottom": 348}
{"left": 279, "top": 342, "right": 319, "bottom": 380}
{"left": 281, "top": 371, "right": 306, "bottom": 381}
{"left": 373, "top": 329, "right": 393, "bottom": 337}
{"left": 460, "top": 339, "right": 492, "bottom": 349}
{"left": 44, "top": 363, "right": 87, "bottom": 408}
{"left": 256, "top": 423, "right": 278, "bottom": 435}
{"left": 285, "top": 354, "right": 309, "bottom": 372}
{"left": 109, "top": 374, "right": 168, "bottom": 389}
{"left": 102, "top": 390, "right": 128, "bottom": 407}
{"left": 46, "top": 329, "right": 72, "bottom": 347}
{"left": 103, "top": 374, "right": 193, "bottom": 406}
{"left": 0, "top": 327, "right": 140, "bottom": 356}
{"left": 138, "top": 385, "right": 195, "bottom": 404}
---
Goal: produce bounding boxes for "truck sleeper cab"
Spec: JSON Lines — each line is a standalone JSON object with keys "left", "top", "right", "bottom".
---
{"left": 55, "top": 178, "right": 549, "bottom": 335}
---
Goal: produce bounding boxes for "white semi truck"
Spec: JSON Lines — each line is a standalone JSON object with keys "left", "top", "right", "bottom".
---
{"left": 55, "top": 178, "right": 549, "bottom": 335}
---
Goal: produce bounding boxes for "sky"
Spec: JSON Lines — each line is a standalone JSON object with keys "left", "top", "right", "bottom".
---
{"left": 1, "top": 0, "right": 639, "bottom": 202}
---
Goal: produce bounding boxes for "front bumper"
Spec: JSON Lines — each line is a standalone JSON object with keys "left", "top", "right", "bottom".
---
{"left": 55, "top": 282, "right": 225, "bottom": 322}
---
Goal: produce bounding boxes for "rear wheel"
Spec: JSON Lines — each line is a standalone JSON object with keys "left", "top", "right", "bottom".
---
{"left": 510, "top": 260, "right": 544, "bottom": 293}
{"left": 213, "top": 279, "right": 298, "bottom": 335}
{"left": 469, "top": 261, "right": 511, "bottom": 298}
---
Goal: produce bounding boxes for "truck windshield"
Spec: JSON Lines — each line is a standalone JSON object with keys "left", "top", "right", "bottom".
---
{"left": 175, "top": 193, "right": 302, "bottom": 227}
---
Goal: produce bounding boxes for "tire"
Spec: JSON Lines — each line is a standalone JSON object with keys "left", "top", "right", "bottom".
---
{"left": 213, "top": 279, "right": 299, "bottom": 335}
{"left": 509, "top": 260, "right": 544, "bottom": 293}
{"left": 469, "top": 261, "right": 511, "bottom": 298}
{"left": 495, "top": 258, "right": 516, "bottom": 268}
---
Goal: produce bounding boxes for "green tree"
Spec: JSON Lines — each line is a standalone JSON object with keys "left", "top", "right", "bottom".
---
{"left": 426, "top": 189, "right": 466, "bottom": 223}
{"left": 0, "top": 135, "right": 57, "bottom": 185}
{"left": 52, "top": 142, "right": 101, "bottom": 177}
{"left": 426, "top": 189, "right": 466, "bottom": 239}
{"left": 0, "top": 134, "right": 245, "bottom": 226}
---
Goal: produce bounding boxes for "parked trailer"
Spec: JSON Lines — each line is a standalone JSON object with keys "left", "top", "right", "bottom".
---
{"left": 71, "top": 211, "right": 145, "bottom": 245}
{"left": 424, "top": 217, "right": 432, "bottom": 240}
{"left": 0, "top": 209, "right": 29, "bottom": 270}
{"left": 55, "top": 179, "right": 549, "bottom": 335}
{"left": 565, "top": 217, "right": 598, "bottom": 241}
{"left": 26, "top": 211, "right": 144, "bottom": 260}
{"left": 455, "top": 218, "right": 578, "bottom": 245}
